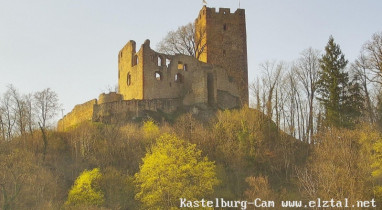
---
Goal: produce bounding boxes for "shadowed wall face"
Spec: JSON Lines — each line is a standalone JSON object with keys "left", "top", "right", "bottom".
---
{"left": 195, "top": 6, "right": 248, "bottom": 106}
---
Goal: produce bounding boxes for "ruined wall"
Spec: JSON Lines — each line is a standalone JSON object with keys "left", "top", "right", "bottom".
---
{"left": 131, "top": 41, "right": 217, "bottom": 106}
{"left": 98, "top": 92, "right": 122, "bottom": 104}
{"left": 195, "top": 6, "right": 248, "bottom": 106}
{"left": 57, "top": 99, "right": 97, "bottom": 131}
{"left": 120, "top": 39, "right": 240, "bottom": 108}
{"left": 92, "top": 99, "right": 181, "bottom": 124}
{"left": 118, "top": 40, "right": 144, "bottom": 100}
{"left": 140, "top": 41, "right": 181, "bottom": 100}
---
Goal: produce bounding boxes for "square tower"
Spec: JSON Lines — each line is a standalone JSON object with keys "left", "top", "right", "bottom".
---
{"left": 195, "top": 6, "right": 248, "bottom": 106}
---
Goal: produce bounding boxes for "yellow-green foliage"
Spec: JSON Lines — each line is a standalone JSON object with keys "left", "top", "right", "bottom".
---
{"left": 66, "top": 168, "right": 104, "bottom": 207}
{"left": 372, "top": 140, "right": 382, "bottom": 200}
{"left": 134, "top": 133, "right": 219, "bottom": 209}
{"left": 142, "top": 119, "right": 160, "bottom": 141}
{"left": 358, "top": 125, "right": 382, "bottom": 201}
{"left": 372, "top": 141, "right": 382, "bottom": 178}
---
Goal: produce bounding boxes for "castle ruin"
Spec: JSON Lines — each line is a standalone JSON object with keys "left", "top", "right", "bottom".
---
{"left": 58, "top": 6, "right": 248, "bottom": 130}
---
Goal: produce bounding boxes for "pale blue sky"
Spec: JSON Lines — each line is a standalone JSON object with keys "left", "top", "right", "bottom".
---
{"left": 0, "top": 0, "right": 381, "bottom": 117}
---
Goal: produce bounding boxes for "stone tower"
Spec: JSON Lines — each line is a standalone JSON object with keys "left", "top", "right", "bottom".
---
{"left": 118, "top": 40, "right": 144, "bottom": 100}
{"left": 195, "top": 6, "right": 248, "bottom": 106}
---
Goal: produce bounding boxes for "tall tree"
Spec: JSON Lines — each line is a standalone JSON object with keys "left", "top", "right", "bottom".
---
{"left": 33, "top": 88, "right": 60, "bottom": 160}
{"left": 351, "top": 55, "right": 375, "bottom": 123}
{"left": 317, "top": 36, "right": 360, "bottom": 128}
{"left": 294, "top": 48, "right": 321, "bottom": 141}
{"left": 8, "top": 85, "right": 28, "bottom": 137}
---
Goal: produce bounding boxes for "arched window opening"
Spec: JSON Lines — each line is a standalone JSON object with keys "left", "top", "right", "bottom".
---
{"left": 127, "top": 73, "right": 131, "bottom": 86}
{"left": 158, "top": 56, "right": 162, "bottom": 66}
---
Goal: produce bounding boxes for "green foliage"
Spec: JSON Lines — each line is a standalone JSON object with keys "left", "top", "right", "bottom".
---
{"left": 134, "top": 133, "right": 219, "bottom": 209}
{"left": 66, "top": 168, "right": 104, "bottom": 207}
{"left": 317, "top": 36, "right": 363, "bottom": 128}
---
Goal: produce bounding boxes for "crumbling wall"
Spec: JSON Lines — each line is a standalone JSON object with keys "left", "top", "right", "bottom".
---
{"left": 57, "top": 99, "right": 97, "bottom": 131}
{"left": 98, "top": 92, "right": 122, "bottom": 104}
{"left": 92, "top": 99, "right": 181, "bottom": 123}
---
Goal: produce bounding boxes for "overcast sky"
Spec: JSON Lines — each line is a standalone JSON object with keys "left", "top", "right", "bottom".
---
{"left": 1, "top": 0, "right": 381, "bottom": 117}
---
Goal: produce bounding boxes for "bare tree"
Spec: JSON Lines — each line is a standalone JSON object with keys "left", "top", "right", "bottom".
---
{"left": 260, "top": 61, "right": 283, "bottom": 119}
{"left": 157, "top": 22, "right": 206, "bottom": 59}
{"left": 23, "top": 93, "right": 35, "bottom": 136}
{"left": 7, "top": 85, "right": 28, "bottom": 137}
{"left": 351, "top": 55, "right": 375, "bottom": 123}
{"left": 1, "top": 89, "right": 16, "bottom": 141}
{"left": 33, "top": 88, "right": 60, "bottom": 160}
{"left": 0, "top": 99, "right": 5, "bottom": 141}
{"left": 362, "top": 32, "right": 382, "bottom": 84}
{"left": 294, "top": 48, "right": 321, "bottom": 142}
{"left": 33, "top": 88, "right": 59, "bottom": 129}
{"left": 249, "top": 77, "right": 263, "bottom": 111}
{"left": 283, "top": 71, "right": 300, "bottom": 139}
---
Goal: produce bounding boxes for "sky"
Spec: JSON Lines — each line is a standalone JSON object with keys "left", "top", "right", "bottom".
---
{"left": 0, "top": 0, "right": 381, "bottom": 118}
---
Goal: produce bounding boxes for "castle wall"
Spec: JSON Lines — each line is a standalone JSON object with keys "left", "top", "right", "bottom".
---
{"left": 195, "top": 6, "right": 249, "bottom": 106}
{"left": 118, "top": 41, "right": 144, "bottom": 100}
{"left": 122, "top": 41, "right": 216, "bottom": 106}
{"left": 92, "top": 99, "right": 181, "bottom": 124}
{"left": 98, "top": 92, "right": 122, "bottom": 104}
{"left": 57, "top": 99, "right": 97, "bottom": 131}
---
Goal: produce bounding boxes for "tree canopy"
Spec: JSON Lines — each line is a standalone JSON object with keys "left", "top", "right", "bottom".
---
{"left": 134, "top": 133, "right": 219, "bottom": 209}
{"left": 66, "top": 168, "right": 104, "bottom": 207}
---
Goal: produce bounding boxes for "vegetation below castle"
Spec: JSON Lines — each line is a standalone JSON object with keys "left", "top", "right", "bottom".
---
{"left": 0, "top": 106, "right": 381, "bottom": 209}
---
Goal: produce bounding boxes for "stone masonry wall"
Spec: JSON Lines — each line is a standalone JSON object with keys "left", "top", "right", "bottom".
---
{"left": 195, "top": 6, "right": 248, "bottom": 106}
{"left": 118, "top": 41, "right": 144, "bottom": 100}
{"left": 57, "top": 99, "right": 97, "bottom": 131}
{"left": 92, "top": 99, "right": 181, "bottom": 124}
